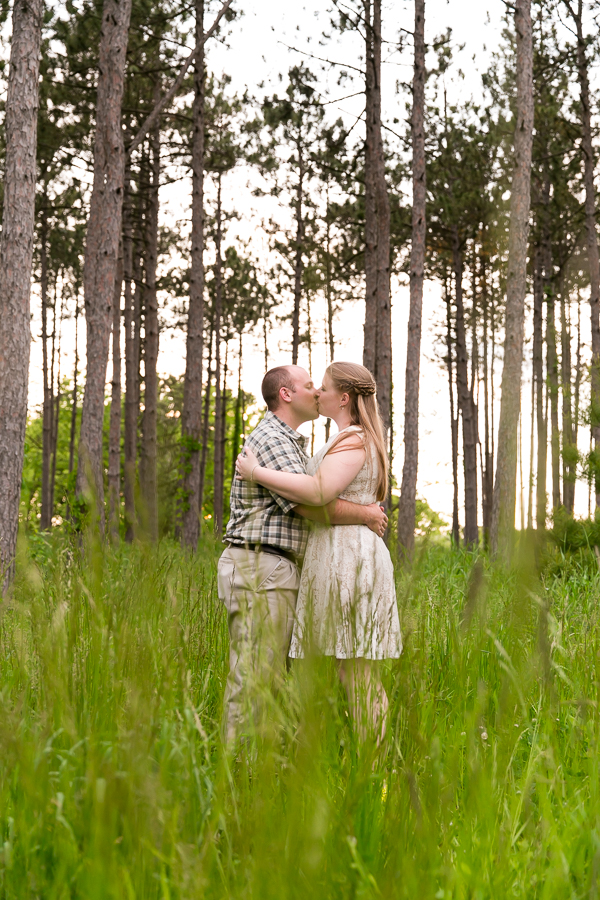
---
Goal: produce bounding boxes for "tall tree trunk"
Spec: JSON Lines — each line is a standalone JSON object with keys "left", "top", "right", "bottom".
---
{"left": 546, "top": 284, "right": 561, "bottom": 511}
{"left": 527, "top": 363, "right": 535, "bottom": 530}
{"left": 490, "top": 0, "right": 533, "bottom": 556}
{"left": 373, "top": 0, "right": 392, "bottom": 446}
{"left": 199, "top": 314, "right": 214, "bottom": 526}
{"left": 123, "top": 178, "right": 136, "bottom": 542}
{"left": 307, "top": 293, "right": 316, "bottom": 456}
{"left": 212, "top": 175, "right": 224, "bottom": 534}
{"left": 0, "top": 0, "right": 43, "bottom": 585}
{"left": 292, "top": 141, "right": 304, "bottom": 365}
{"left": 363, "top": 0, "right": 377, "bottom": 374}
{"left": 262, "top": 309, "right": 269, "bottom": 372}
{"left": 68, "top": 295, "right": 80, "bottom": 476}
{"left": 444, "top": 276, "right": 460, "bottom": 546}
{"left": 533, "top": 245, "right": 547, "bottom": 529}
{"left": 180, "top": 0, "right": 206, "bottom": 550}
{"left": 40, "top": 210, "right": 53, "bottom": 531}
{"left": 481, "top": 246, "right": 493, "bottom": 542}
{"left": 325, "top": 185, "right": 334, "bottom": 443}
{"left": 50, "top": 289, "right": 64, "bottom": 519}
{"left": 564, "top": 0, "right": 600, "bottom": 506}
{"left": 561, "top": 290, "right": 574, "bottom": 513}
{"left": 574, "top": 294, "right": 582, "bottom": 462}
{"left": 75, "top": 0, "right": 132, "bottom": 529}
{"left": 363, "top": 0, "right": 392, "bottom": 441}
{"left": 518, "top": 412, "right": 525, "bottom": 531}
{"left": 396, "top": 0, "right": 425, "bottom": 557}
{"left": 108, "top": 245, "right": 123, "bottom": 541}
{"left": 452, "top": 233, "right": 478, "bottom": 548}
{"left": 326, "top": 182, "right": 335, "bottom": 364}
{"left": 219, "top": 340, "right": 229, "bottom": 515}
{"left": 139, "top": 109, "right": 160, "bottom": 542}
{"left": 230, "top": 331, "right": 243, "bottom": 484}
{"left": 124, "top": 218, "right": 143, "bottom": 539}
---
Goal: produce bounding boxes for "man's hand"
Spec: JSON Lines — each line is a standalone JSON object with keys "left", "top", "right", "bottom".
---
{"left": 296, "top": 499, "right": 388, "bottom": 536}
{"left": 363, "top": 503, "right": 387, "bottom": 537}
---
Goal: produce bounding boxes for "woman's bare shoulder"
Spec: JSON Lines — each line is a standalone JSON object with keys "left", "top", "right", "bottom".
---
{"left": 325, "top": 430, "right": 365, "bottom": 456}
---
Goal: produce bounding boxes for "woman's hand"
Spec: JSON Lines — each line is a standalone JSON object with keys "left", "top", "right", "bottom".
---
{"left": 235, "top": 445, "right": 261, "bottom": 482}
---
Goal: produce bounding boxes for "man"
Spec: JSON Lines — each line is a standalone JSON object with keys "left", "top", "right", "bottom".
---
{"left": 217, "top": 364, "right": 388, "bottom": 745}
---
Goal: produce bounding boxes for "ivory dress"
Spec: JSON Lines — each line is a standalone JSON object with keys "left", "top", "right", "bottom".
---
{"left": 288, "top": 427, "right": 402, "bottom": 660}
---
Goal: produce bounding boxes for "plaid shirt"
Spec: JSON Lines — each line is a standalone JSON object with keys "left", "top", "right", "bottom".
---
{"left": 225, "top": 411, "right": 309, "bottom": 557}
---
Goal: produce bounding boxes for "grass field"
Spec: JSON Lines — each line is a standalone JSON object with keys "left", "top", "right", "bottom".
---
{"left": 1, "top": 532, "right": 599, "bottom": 898}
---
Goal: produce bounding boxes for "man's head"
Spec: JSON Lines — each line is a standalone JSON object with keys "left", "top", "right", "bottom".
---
{"left": 261, "top": 365, "right": 319, "bottom": 429}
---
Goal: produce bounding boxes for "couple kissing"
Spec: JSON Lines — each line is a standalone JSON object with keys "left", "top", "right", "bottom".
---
{"left": 217, "top": 361, "right": 402, "bottom": 747}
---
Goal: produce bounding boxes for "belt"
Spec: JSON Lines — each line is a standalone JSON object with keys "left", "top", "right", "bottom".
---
{"left": 227, "top": 542, "right": 299, "bottom": 566}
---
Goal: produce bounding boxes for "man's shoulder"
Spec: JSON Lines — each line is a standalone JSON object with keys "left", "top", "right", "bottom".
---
{"left": 247, "top": 413, "right": 289, "bottom": 447}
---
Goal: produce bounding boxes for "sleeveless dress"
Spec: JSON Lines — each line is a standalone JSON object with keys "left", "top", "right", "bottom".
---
{"left": 288, "top": 426, "right": 402, "bottom": 660}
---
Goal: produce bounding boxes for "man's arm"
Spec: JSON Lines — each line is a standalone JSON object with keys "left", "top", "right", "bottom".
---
{"left": 296, "top": 499, "right": 388, "bottom": 536}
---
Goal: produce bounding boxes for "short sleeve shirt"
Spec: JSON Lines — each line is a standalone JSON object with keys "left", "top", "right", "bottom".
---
{"left": 225, "top": 411, "right": 310, "bottom": 557}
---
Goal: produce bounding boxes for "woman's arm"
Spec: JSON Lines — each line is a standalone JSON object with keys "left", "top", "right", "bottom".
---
{"left": 297, "top": 500, "right": 388, "bottom": 537}
{"left": 236, "top": 439, "right": 366, "bottom": 507}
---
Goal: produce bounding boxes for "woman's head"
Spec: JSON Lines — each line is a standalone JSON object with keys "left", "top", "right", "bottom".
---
{"left": 322, "top": 362, "right": 388, "bottom": 501}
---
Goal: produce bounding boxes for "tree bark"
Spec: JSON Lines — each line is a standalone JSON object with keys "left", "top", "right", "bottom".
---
{"left": 75, "top": 0, "right": 132, "bottom": 529}
{"left": 481, "top": 246, "right": 493, "bottom": 542}
{"left": 546, "top": 280, "right": 560, "bottom": 511}
{"left": 362, "top": 0, "right": 391, "bottom": 442}
{"left": 219, "top": 340, "right": 229, "bottom": 515}
{"left": 527, "top": 358, "right": 535, "bottom": 530}
{"left": 139, "top": 108, "right": 160, "bottom": 542}
{"left": 180, "top": 0, "right": 206, "bottom": 550}
{"left": 490, "top": 0, "right": 533, "bottom": 557}
{"left": 560, "top": 290, "right": 574, "bottom": 513}
{"left": 199, "top": 314, "right": 214, "bottom": 526}
{"left": 108, "top": 245, "right": 124, "bottom": 541}
{"left": 574, "top": 295, "right": 582, "bottom": 472}
{"left": 326, "top": 183, "right": 335, "bottom": 365}
{"left": 212, "top": 174, "right": 224, "bottom": 534}
{"left": 564, "top": 0, "right": 600, "bottom": 506}
{"left": 0, "top": 0, "right": 43, "bottom": 585}
{"left": 532, "top": 245, "right": 547, "bottom": 529}
{"left": 292, "top": 142, "right": 304, "bottom": 365}
{"left": 444, "top": 275, "right": 460, "bottom": 546}
{"left": 230, "top": 331, "right": 243, "bottom": 484}
{"left": 68, "top": 295, "right": 80, "bottom": 476}
{"left": 452, "top": 233, "right": 478, "bottom": 548}
{"left": 396, "top": 0, "right": 425, "bottom": 557}
{"left": 325, "top": 185, "right": 334, "bottom": 443}
{"left": 50, "top": 290, "right": 64, "bottom": 519}
{"left": 40, "top": 210, "right": 53, "bottom": 531}
{"left": 123, "top": 177, "right": 136, "bottom": 541}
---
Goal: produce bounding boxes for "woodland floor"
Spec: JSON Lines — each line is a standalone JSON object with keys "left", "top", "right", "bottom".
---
{"left": 0, "top": 532, "right": 598, "bottom": 898}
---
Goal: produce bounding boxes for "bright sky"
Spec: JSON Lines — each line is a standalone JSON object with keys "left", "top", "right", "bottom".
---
{"left": 26, "top": 0, "right": 597, "bottom": 524}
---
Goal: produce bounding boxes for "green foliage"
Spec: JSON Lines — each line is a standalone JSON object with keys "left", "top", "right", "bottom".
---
{"left": 21, "top": 377, "right": 256, "bottom": 539}
{"left": 548, "top": 507, "right": 600, "bottom": 552}
{"left": 2, "top": 538, "right": 600, "bottom": 896}
{"left": 21, "top": 383, "right": 81, "bottom": 530}
{"left": 414, "top": 497, "right": 448, "bottom": 538}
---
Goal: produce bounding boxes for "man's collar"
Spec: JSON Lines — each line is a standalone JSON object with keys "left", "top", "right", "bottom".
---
{"left": 265, "top": 410, "right": 309, "bottom": 451}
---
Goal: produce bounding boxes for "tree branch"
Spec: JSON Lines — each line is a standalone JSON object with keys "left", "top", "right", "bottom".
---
{"left": 127, "top": 0, "right": 234, "bottom": 159}
{"left": 278, "top": 41, "right": 365, "bottom": 75}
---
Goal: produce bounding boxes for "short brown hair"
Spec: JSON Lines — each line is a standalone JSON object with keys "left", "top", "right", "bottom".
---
{"left": 261, "top": 366, "right": 296, "bottom": 411}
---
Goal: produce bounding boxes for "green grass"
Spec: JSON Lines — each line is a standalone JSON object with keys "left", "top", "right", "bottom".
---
{"left": 1, "top": 532, "right": 600, "bottom": 898}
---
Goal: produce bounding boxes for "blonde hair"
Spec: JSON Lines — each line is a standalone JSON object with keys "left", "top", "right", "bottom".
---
{"left": 325, "top": 361, "right": 388, "bottom": 502}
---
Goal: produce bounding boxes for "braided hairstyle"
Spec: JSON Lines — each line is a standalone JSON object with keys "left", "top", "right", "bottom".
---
{"left": 325, "top": 361, "right": 388, "bottom": 502}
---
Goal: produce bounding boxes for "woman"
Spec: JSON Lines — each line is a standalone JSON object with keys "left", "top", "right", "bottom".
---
{"left": 236, "top": 361, "right": 402, "bottom": 742}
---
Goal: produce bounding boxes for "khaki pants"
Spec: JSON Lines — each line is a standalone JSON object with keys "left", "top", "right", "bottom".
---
{"left": 217, "top": 545, "right": 300, "bottom": 745}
